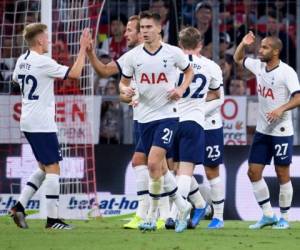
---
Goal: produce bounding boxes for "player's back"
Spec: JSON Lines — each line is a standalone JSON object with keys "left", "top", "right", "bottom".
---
{"left": 13, "top": 50, "right": 69, "bottom": 132}
{"left": 178, "top": 54, "right": 222, "bottom": 127}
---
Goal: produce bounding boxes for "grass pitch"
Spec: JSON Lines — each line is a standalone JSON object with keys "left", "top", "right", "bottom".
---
{"left": 1, "top": 215, "right": 300, "bottom": 250}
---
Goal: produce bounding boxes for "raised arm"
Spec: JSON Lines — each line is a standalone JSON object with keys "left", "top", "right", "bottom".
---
{"left": 233, "top": 31, "right": 255, "bottom": 66}
{"left": 68, "top": 28, "right": 91, "bottom": 79}
{"left": 87, "top": 48, "right": 119, "bottom": 77}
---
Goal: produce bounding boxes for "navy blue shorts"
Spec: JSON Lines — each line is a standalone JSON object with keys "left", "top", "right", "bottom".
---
{"left": 23, "top": 132, "right": 62, "bottom": 165}
{"left": 133, "top": 120, "right": 144, "bottom": 153}
{"left": 204, "top": 127, "right": 224, "bottom": 166}
{"left": 173, "top": 121, "right": 204, "bottom": 164}
{"left": 249, "top": 131, "right": 293, "bottom": 166}
{"left": 139, "top": 118, "right": 178, "bottom": 156}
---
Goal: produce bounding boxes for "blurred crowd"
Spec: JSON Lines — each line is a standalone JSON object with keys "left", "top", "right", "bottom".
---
{"left": 0, "top": 0, "right": 298, "bottom": 144}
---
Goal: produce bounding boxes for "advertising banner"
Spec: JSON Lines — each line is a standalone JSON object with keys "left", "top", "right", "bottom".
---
{"left": 0, "top": 193, "right": 138, "bottom": 219}
{"left": 2, "top": 144, "right": 300, "bottom": 220}
{"left": 0, "top": 95, "right": 101, "bottom": 144}
{"left": 221, "top": 96, "right": 247, "bottom": 145}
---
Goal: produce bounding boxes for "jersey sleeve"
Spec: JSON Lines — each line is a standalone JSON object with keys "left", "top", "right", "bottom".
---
{"left": 43, "top": 57, "right": 70, "bottom": 79}
{"left": 116, "top": 53, "right": 126, "bottom": 75}
{"left": 209, "top": 62, "right": 223, "bottom": 90}
{"left": 121, "top": 51, "right": 134, "bottom": 78}
{"left": 243, "top": 57, "right": 260, "bottom": 74}
{"left": 12, "top": 62, "right": 19, "bottom": 83}
{"left": 285, "top": 67, "right": 300, "bottom": 96}
{"left": 205, "top": 85, "right": 225, "bottom": 116}
{"left": 173, "top": 46, "right": 190, "bottom": 71}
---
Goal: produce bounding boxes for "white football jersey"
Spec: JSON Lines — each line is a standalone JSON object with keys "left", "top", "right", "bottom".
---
{"left": 116, "top": 53, "right": 140, "bottom": 121}
{"left": 122, "top": 42, "right": 190, "bottom": 123}
{"left": 204, "top": 85, "right": 224, "bottom": 130}
{"left": 244, "top": 57, "right": 300, "bottom": 136}
{"left": 13, "top": 50, "right": 69, "bottom": 132}
{"left": 177, "top": 54, "right": 221, "bottom": 127}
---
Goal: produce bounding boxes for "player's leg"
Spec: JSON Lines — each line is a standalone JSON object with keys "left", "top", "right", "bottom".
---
{"left": 123, "top": 150, "right": 149, "bottom": 229}
{"left": 272, "top": 135, "right": 293, "bottom": 229}
{"left": 170, "top": 121, "right": 205, "bottom": 230}
{"left": 273, "top": 165, "right": 292, "bottom": 229}
{"left": 10, "top": 163, "right": 46, "bottom": 229}
{"left": 10, "top": 132, "right": 48, "bottom": 229}
{"left": 142, "top": 145, "right": 165, "bottom": 230}
{"left": 203, "top": 128, "right": 225, "bottom": 229}
{"left": 248, "top": 132, "right": 277, "bottom": 229}
{"left": 165, "top": 162, "right": 179, "bottom": 229}
{"left": 37, "top": 133, "right": 71, "bottom": 230}
{"left": 161, "top": 159, "right": 192, "bottom": 233}
{"left": 156, "top": 151, "right": 174, "bottom": 229}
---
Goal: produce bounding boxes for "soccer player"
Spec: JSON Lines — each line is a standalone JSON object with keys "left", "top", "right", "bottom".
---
{"left": 234, "top": 31, "right": 300, "bottom": 229}
{"left": 87, "top": 15, "right": 157, "bottom": 229}
{"left": 203, "top": 70, "right": 225, "bottom": 229}
{"left": 120, "top": 11, "right": 194, "bottom": 233}
{"left": 10, "top": 23, "right": 91, "bottom": 229}
{"left": 166, "top": 27, "right": 223, "bottom": 229}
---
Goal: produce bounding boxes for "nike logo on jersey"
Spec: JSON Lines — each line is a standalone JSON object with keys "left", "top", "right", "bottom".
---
{"left": 137, "top": 64, "right": 142, "bottom": 67}
{"left": 211, "top": 157, "right": 219, "bottom": 161}
{"left": 280, "top": 156, "right": 288, "bottom": 160}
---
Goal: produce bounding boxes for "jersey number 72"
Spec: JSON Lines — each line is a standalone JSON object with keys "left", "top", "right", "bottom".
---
{"left": 18, "top": 74, "right": 39, "bottom": 100}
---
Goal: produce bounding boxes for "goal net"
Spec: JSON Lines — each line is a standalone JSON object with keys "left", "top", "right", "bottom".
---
{"left": 0, "top": 0, "right": 105, "bottom": 219}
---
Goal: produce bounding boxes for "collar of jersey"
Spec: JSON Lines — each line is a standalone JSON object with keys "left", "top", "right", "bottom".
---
{"left": 143, "top": 45, "right": 163, "bottom": 56}
{"left": 265, "top": 60, "right": 281, "bottom": 73}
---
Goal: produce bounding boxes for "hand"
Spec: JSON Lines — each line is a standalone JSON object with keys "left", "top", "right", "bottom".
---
{"left": 130, "top": 99, "right": 139, "bottom": 108}
{"left": 266, "top": 107, "right": 284, "bottom": 123}
{"left": 86, "top": 39, "right": 95, "bottom": 56}
{"left": 242, "top": 31, "right": 255, "bottom": 46}
{"left": 80, "top": 28, "right": 92, "bottom": 49}
{"left": 121, "top": 86, "right": 135, "bottom": 98}
{"left": 167, "top": 88, "right": 184, "bottom": 101}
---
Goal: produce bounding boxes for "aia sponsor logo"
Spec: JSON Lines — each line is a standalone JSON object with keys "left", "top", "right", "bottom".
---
{"left": 257, "top": 84, "right": 274, "bottom": 100}
{"left": 140, "top": 73, "right": 168, "bottom": 84}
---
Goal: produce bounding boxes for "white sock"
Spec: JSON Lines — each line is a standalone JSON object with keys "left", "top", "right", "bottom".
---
{"left": 19, "top": 168, "right": 45, "bottom": 208}
{"left": 158, "top": 194, "right": 170, "bottom": 220}
{"left": 147, "top": 176, "right": 163, "bottom": 221}
{"left": 279, "top": 181, "right": 293, "bottom": 221}
{"left": 134, "top": 165, "right": 149, "bottom": 220}
{"left": 44, "top": 174, "right": 60, "bottom": 219}
{"left": 252, "top": 179, "right": 273, "bottom": 217}
{"left": 177, "top": 175, "right": 192, "bottom": 199}
{"left": 188, "top": 176, "right": 206, "bottom": 208}
{"left": 163, "top": 171, "right": 188, "bottom": 212}
{"left": 209, "top": 177, "right": 224, "bottom": 221}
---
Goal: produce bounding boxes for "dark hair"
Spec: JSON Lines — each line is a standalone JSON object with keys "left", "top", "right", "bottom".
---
{"left": 265, "top": 36, "right": 283, "bottom": 53}
{"left": 195, "top": 1, "right": 212, "bottom": 13}
{"left": 111, "top": 14, "right": 127, "bottom": 26}
{"left": 267, "top": 10, "right": 277, "bottom": 20}
{"left": 128, "top": 15, "right": 140, "bottom": 32}
{"left": 139, "top": 10, "right": 161, "bottom": 23}
{"left": 152, "top": 0, "right": 170, "bottom": 9}
{"left": 179, "top": 27, "right": 202, "bottom": 50}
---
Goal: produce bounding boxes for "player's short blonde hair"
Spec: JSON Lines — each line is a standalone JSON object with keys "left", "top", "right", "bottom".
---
{"left": 23, "top": 23, "right": 47, "bottom": 46}
{"left": 179, "top": 27, "right": 203, "bottom": 50}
